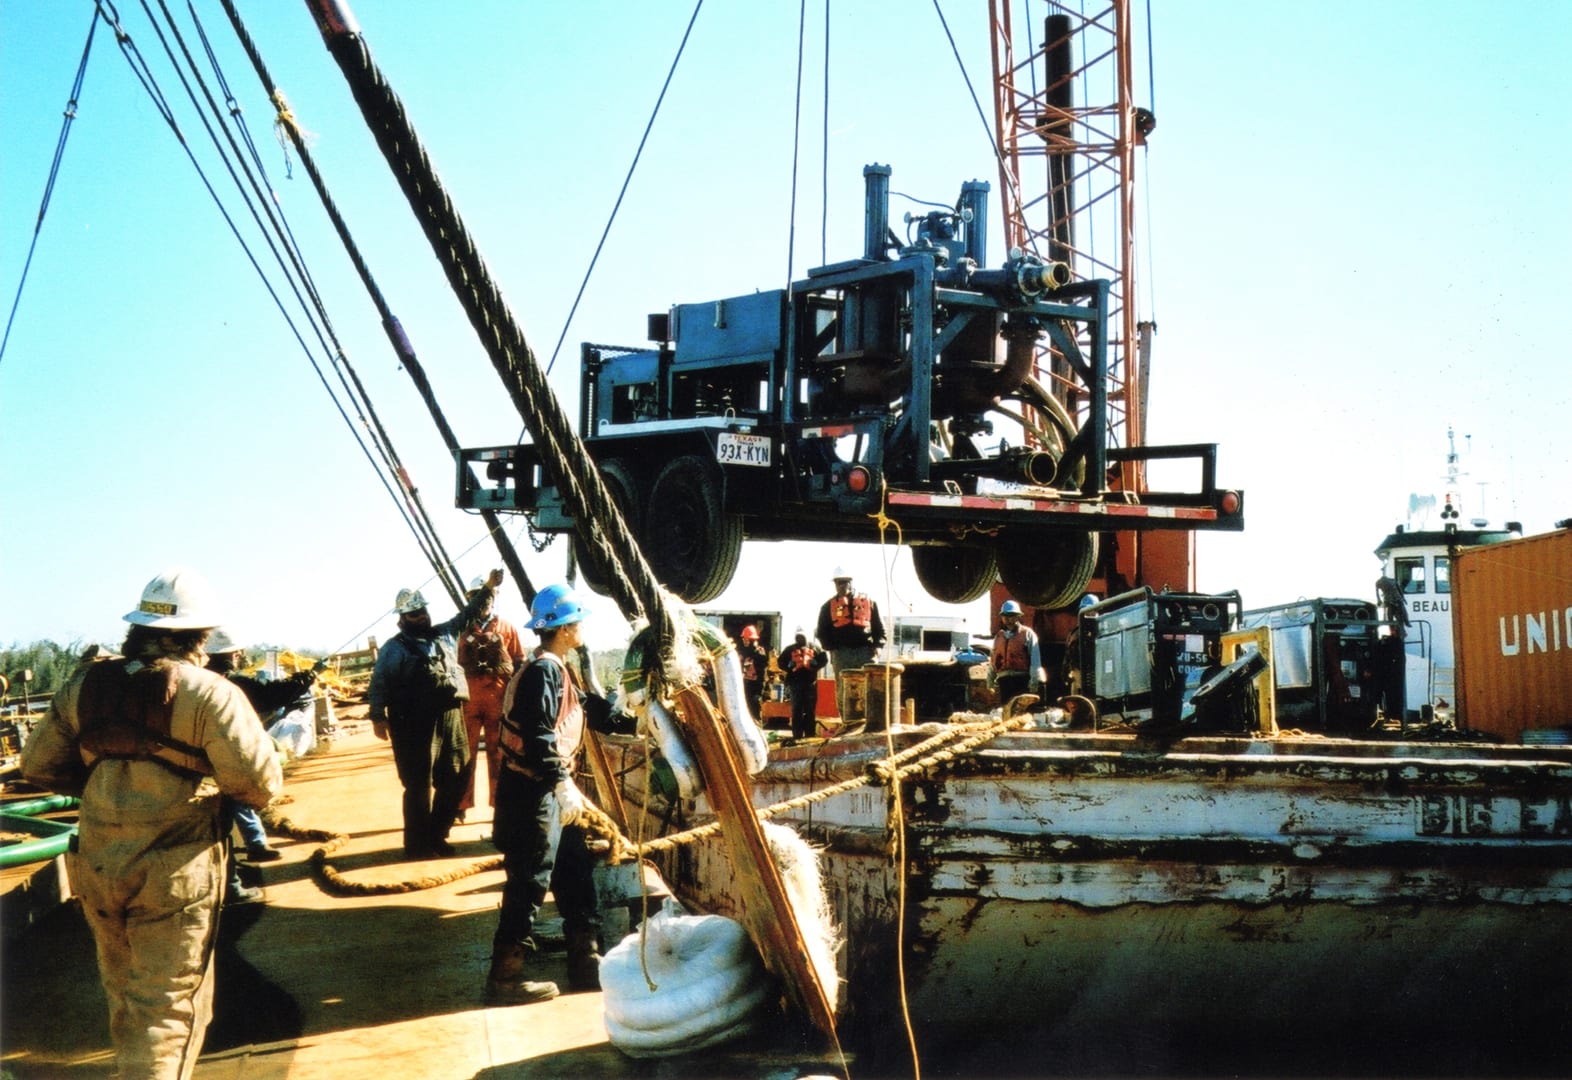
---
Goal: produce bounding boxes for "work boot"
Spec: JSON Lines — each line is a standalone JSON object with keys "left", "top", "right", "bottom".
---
{"left": 565, "top": 929, "right": 602, "bottom": 993}
{"left": 485, "top": 940, "right": 559, "bottom": 1005}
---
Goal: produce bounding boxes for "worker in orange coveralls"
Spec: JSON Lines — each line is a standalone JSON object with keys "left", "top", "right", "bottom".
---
{"left": 456, "top": 576, "right": 527, "bottom": 820}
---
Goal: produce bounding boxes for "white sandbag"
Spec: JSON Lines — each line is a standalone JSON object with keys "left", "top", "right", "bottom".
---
{"left": 640, "top": 695, "right": 704, "bottom": 799}
{"left": 601, "top": 904, "right": 775, "bottom": 1058}
{"left": 267, "top": 699, "right": 317, "bottom": 759}
{"left": 713, "top": 647, "right": 769, "bottom": 775}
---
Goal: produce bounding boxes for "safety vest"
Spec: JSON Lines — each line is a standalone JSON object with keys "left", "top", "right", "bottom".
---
{"left": 785, "top": 645, "right": 818, "bottom": 675}
{"left": 992, "top": 628, "right": 1034, "bottom": 674}
{"left": 75, "top": 657, "right": 211, "bottom": 781}
{"left": 459, "top": 616, "right": 514, "bottom": 678}
{"left": 740, "top": 648, "right": 763, "bottom": 682}
{"left": 498, "top": 651, "right": 583, "bottom": 775}
{"left": 830, "top": 593, "right": 873, "bottom": 629}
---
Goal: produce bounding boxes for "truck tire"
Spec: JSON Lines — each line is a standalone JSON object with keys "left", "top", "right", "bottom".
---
{"left": 997, "top": 530, "right": 1098, "bottom": 610}
{"left": 912, "top": 543, "right": 998, "bottom": 604}
{"left": 575, "top": 458, "right": 643, "bottom": 597}
{"left": 645, "top": 454, "right": 742, "bottom": 603}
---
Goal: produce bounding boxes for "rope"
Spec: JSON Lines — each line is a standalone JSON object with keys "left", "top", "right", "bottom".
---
{"left": 261, "top": 797, "right": 636, "bottom": 899}
{"left": 314, "top": 21, "right": 687, "bottom": 671}
{"left": 630, "top": 709, "right": 1037, "bottom": 856}
{"left": 219, "top": 0, "right": 534, "bottom": 608}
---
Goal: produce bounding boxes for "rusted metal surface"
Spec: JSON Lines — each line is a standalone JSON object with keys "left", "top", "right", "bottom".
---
{"left": 608, "top": 725, "right": 1572, "bottom": 1048}
{"left": 1455, "top": 528, "right": 1572, "bottom": 740}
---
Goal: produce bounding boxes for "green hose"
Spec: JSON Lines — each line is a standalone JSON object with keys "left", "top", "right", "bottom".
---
{"left": 0, "top": 795, "right": 79, "bottom": 868}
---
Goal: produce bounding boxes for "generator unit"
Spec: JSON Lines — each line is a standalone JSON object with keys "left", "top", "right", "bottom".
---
{"left": 1077, "top": 588, "right": 1243, "bottom": 730}
{"left": 458, "top": 164, "right": 1243, "bottom": 607}
{"left": 1239, "top": 598, "right": 1404, "bottom": 732}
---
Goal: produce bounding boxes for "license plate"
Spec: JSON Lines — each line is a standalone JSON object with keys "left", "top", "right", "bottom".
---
{"left": 716, "top": 432, "right": 771, "bottom": 467}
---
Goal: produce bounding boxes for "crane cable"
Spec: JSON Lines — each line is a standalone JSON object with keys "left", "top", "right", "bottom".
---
{"left": 535, "top": 0, "right": 705, "bottom": 387}
{"left": 114, "top": 0, "right": 466, "bottom": 606}
{"left": 218, "top": 0, "right": 537, "bottom": 608}
{"left": 308, "top": 5, "right": 688, "bottom": 674}
{"left": 0, "top": 7, "right": 101, "bottom": 369}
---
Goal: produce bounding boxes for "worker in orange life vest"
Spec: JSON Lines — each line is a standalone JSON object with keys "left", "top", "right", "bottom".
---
{"left": 456, "top": 576, "right": 526, "bottom": 819}
{"left": 815, "top": 566, "right": 885, "bottom": 721}
{"left": 778, "top": 629, "right": 828, "bottom": 739}
{"left": 992, "top": 599, "right": 1045, "bottom": 705}
{"left": 735, "top": 624, "right": 769, "bottom": 720}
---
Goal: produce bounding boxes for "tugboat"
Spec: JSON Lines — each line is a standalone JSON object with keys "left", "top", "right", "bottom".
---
{"left": 1374, "top": 427, "right": 1521, "bottom": 723}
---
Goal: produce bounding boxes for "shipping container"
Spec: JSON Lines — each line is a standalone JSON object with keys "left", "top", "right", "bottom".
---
{"left": 1454, "top": 527, "right": 1572, "bottom": 741}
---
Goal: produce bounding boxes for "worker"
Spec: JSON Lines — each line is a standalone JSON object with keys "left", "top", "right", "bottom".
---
{"left": 992, "top": 599, "right": 1045, "bottom": 705}
{"left": 735, "top": 624, "right": 769, "bottom": 721}
{"left": 369, "top": 569, "right": 501, "bottom": 859}
{"left": 815, "top": 566, "right": 885, "bottom": 721}
{"left": 20, "top": 568, "right": 281, "bottom": 1080}
{"left": 456, "top": 576, "right": 527, "bottom": 821}
{"left": 205, "top": 628, "right": 322, "bottom": 904}
{"left": 487, "top": 583, "right": 605, "bottom": 1004}
{"left": 779, "top": 629, "right": 828, "bottom": 740}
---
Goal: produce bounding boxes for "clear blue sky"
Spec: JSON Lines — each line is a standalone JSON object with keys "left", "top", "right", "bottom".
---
{"left": 3, "top": 1, "right": 1569, "bottom": 656}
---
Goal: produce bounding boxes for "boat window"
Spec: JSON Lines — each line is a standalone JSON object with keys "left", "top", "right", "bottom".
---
{"left": 1394, "top": 556, "right": 1427, "bottom": 594}
{"left": 1434, "top": 555, "right": 1451, "bottom": 594}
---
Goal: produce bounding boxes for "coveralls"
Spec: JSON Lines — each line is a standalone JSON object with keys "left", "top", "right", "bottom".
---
{"left": 456, "top": 612, "right": 525, "bottom": 812}
{"left": 22, "top": 656, "right": 281, "bottom": 1080}
{"left": 491, "top": 651, "right": 600, "bottom": 955}
{"left": 368, "top": 587, "right": 489, "bottom": 856}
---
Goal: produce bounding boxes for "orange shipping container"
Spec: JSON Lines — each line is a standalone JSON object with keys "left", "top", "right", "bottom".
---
{"left": 1454, "top": 527, "right": 1572, "bottom": 741}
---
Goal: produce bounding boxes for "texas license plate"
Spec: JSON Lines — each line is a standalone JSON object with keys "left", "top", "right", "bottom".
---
{"left": 716, "top": 431, "right": 771, "bottom": 467}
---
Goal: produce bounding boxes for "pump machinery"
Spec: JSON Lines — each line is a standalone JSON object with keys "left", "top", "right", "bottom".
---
{"left": 458, "top": 165, "right": 1244, "bottom": 606}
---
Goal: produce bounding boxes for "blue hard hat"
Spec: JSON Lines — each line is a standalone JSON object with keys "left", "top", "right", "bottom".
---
{"left": 999, "top": 600, "right": 1024, "bottom": 616}
{"left": 529, "top": 583, "right": 588, "bottom": 630}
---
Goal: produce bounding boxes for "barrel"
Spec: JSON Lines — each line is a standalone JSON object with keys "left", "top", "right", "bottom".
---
{"left": 863, "top": 662, "right": 905, "bottom": 733}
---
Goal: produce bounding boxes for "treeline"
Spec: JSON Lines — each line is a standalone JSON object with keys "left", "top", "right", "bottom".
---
{"left": 2, "top": 640, "right": 95, "bottom": 699}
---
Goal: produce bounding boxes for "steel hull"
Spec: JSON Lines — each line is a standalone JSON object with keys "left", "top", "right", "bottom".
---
{"left": 604, "top": 726, "right": 1572, "bottom": 1060}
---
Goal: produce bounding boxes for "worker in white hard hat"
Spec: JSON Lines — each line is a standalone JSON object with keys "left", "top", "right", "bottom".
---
{"left": 455, "top": 575, "right": 526, "bottom": 821}
{"left": 205, "top": 630, "right": 325, "bottom": 901}
{"left": 21, "top": 568, "right": 281, "bottom": 1080}
{"left": 778, "top": 628, "right": 828, "bottom": 740}
{"left": 369, "top": 568, "right": 504, "bottom": 859}
{"left": 486, "top": 582, "right": 604, "bottom": 1004}
{"left": 992, "top": 599, "right": 1045, "bottom": 705}
{"left": 815, "top": 566, "right": 885, "bottom": 722}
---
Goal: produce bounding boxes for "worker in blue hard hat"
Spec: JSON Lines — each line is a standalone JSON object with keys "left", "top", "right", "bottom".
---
{"left": 992, "top": 598, "right": 1045, "bottom": 706}
{"left": 369, "top": 568, "right": 502, "bottom": 860}
{"left": 486, "top": 582, "right": 605, "bottom": 1004}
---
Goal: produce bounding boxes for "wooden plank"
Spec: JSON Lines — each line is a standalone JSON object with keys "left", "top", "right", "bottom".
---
{"left": 584, "top": 730, "right": 628, "bottom": 832}
{"left": 673, "top": 687, "right": 837, "bottom": 1040}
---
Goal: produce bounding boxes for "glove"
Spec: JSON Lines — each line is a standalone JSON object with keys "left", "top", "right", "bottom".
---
{"left": 555, "top": 778, "right": 585, "bottom": 826}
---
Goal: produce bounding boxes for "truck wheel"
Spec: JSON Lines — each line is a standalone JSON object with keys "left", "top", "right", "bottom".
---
{"left": 912, "top": 543, "right": 998, "bottom": 604}
{"left": 996, "top": 530, "right": 1098, "bottom": 610}
{"left": 645, "top": 455, "right": 742, "bottom": 603}
{"left": 575, "top": 458, "right": 644, "bottom": 597}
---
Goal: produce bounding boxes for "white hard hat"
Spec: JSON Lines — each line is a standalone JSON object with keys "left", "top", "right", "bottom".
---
{"left": 395, "top": 587, "right": 428, "bottom": 614}
{"left": 206, "top": 628, "right": 243, "bottom": 654}
{"left": 124, "top": 568, "right": 222, "bottom": 630}
{"left": 832, "top": 566, "right": 852, "bottom": 580}
{"left": 467, "top": 575, "right": 487, "bottom": 594}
